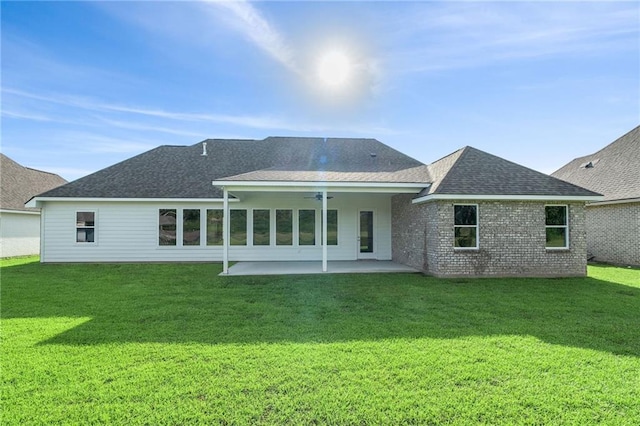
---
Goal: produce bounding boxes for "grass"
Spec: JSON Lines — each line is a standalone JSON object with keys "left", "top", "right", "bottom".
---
{"left": 2, "top": 257, "right": 639, "bottom": 425}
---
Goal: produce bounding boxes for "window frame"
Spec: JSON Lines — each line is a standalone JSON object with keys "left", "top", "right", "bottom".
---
{"left": 229, "top": 209, "right": 248, "bottom": 246}
{"left": 206, "top": 209, "right": 224, "bottom": 246}
{"left": 545, "top": 204, "right": 569, "bottom": 250}
{"left": 158, "top": 208, "right": 178, "bottom": 247}
{"left": 298, "top": 209, "right": 316, "bottom": 246}
{"left": 453, "top": 204, "right": 479, "bottom": 250}
{"left": 75, "top": 210, "right": 97, "bottom": 244}
{"left": 252, "top": 208, "right": 271, "bottom": 246}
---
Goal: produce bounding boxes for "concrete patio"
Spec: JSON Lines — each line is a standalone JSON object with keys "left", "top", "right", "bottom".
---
{"left": 222, "top": 260, "right": 419, "bottom": 276}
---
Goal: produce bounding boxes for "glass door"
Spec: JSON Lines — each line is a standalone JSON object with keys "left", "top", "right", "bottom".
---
{"left": 358, "top": 210, "right": 375, "bottom": 258}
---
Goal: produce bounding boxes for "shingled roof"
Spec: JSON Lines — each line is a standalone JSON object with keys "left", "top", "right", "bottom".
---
{"left": 1, "top": 154, "right": 67, "bottom": 212}
{"left": 552, "top": 126, "right": 640, "bottom": 203}
{"left": 415, "top": 146, "right": 600, "bottom": 199}
{"left": 36, "top": 137, "right": 426, "bottom": 199}
{"left": 34, "top": 137, "right": 599, "bottom": 201}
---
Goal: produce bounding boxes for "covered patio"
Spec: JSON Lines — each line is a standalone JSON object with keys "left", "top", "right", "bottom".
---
{"left": 223, "top": 260, "right": 419, "bottom": 276}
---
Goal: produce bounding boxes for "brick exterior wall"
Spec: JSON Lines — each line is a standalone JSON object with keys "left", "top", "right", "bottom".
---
{"left": 392, "top": 195, "right": 588, "bottom": 277}
{"left": 586, "top": 202, "right": 640, "bottom": 266}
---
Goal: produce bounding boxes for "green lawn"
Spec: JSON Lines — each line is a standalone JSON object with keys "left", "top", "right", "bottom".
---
{"left": 2, "top": 257, "right": 639, "bottom": 425}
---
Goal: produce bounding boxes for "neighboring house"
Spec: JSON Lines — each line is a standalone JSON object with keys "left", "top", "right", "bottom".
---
{"left": 552, "top": 126, "right": 640, "bottom": 267}
{"left": 27, "top": 137, "right": 600, "bottom": 277}
{"left": 1, "top": 154, "right": 67, "bottom": 258}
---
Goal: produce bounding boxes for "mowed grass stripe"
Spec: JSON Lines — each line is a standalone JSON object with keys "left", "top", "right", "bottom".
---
{"left": 2, "top": 257, "right": 639, "bottom": 424}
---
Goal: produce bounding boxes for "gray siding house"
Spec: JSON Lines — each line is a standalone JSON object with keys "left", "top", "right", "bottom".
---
{"left": 28, "top": 137, "right": 600, "bottom": 277}
{"left": 552, "top": 126, "right": 639, "bottom": 267}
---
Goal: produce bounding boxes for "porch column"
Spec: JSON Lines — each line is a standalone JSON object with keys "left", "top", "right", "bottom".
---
{"left": 223, "top": 187, "right": 229, "bottom": 274}
{"left": 322, "top": 189, "right": 327, "bottom": 272}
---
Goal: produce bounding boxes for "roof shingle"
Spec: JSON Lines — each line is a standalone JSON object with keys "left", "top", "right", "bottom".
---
{"left": 35, "top": 137, "right": 599, "bottom": 200}
{"left": 551, "top": 126, "right": 640, "bottom": 202}
{"left": 1, "top": 154, "right": 67, "bottom": 211}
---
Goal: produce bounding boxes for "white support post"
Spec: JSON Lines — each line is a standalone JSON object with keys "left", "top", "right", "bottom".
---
{"left": 322, "top": 189, "right": 328, "bottom": 272}
{"left": 223, "top": 188, "right": 229, "bottom": 274}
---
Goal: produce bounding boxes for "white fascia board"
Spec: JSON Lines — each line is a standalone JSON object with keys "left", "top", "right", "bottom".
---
{"left": 412, "top": 194, "right": 605, "bottom": 204}
{"left": 213, "top": 180, "right": 427, "bottom": 193}
{"left": 26, "top": 197, "right": 236, "bottom": 207}
{"left": 587, "top": 197, "right": 640, "bottom": 207}
{"left": 0, "top": 209, "right": 41, "bottom": 215}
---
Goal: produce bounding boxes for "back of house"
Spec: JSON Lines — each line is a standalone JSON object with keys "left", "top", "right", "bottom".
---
{"left": 28, "top": 137, "right": 600, "bottom": 277}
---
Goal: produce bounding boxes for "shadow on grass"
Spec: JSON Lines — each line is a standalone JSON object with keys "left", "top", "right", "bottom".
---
{"left": 2, "top": 261, "right": 639, "bottom": 356}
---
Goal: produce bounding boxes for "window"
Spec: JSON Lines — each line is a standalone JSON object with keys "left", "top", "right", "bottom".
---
{"left": 253, "top": 209, "right": 270, "bottom": 246}
{"left": 545, "top": 205, "right": 568, "bottom": 249}
{"left": 159, "top": 209, "right": 177, "bottom": 246}
{"left": 299, "top": 209, "right": 316, "bottom": 245}
{"left": 76, "top": 211, "right": 95, "bottom": 243}
{"left": 183, "top": 209, "right": 201, "bottom": 246}
{"left": 276, "top": 209, "right": 293, "bottom": 245}
{"left": 319, "top": 209, "right": 339, "bottom": 245}
{"left": 206, "top": 209, "right": 223, "bottom": 246}
{"left": 230, "top": 209, "right": 247, "bottom": 246}
{"left": 454, "top": 205, "right": 478, "bottom": 249}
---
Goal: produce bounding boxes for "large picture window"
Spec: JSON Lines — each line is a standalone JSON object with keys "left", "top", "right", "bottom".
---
{"left": 545, "top": 205, "right": 568, "bottom": 249}
{"left": 183, "top": 209, "right": 201, "bottom": 246}
{"left": 276, "top": 209, "right": 293, "bottom": 245}
{"left": 76, "top": 211, "right": 95, "bottom": 243}
{"left": 206, "top": 209, "right": 223, "bottom": 246}
{"left": 159, "top": 209, "right": 177, "bottom": 246}
{"left": 253, "top": 209, "right": 270, "bottom": 246}
{"left": 454, "top": 205, "right": 478, "bottom": 249}
{"left": 299, "top": 209, "right": 316, "bottom": 246}
{"left": 230, "top": 209, "right": 247, "bottom": 246}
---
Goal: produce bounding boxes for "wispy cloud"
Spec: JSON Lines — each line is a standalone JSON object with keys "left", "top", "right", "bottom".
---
{"left": 3, "top": 87, "right": 396, "bottom": 136}
{"left": 382, "top": 2, "right": 640, "bottom": 74}
{"left": 207, "top": 0, "right": 297, "bottom": 72}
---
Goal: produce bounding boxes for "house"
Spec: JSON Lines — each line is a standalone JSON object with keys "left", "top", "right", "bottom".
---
{"left": 27, "top": 137, "right": 600, "bottom": 277}
{"left": 1, "top": 154, "right": 67, "bottom": 258}
{"left": 552, "top": 126, "right": 639, "bottom": 267}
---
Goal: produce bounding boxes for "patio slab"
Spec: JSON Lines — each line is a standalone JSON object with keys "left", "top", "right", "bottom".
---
{"left": 223, "top": 260, "right": 419, "bottom": 276}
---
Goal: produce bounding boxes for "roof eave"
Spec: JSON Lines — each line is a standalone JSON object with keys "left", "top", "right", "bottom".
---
{"left": 412, "top": 194, "right": 605, "bottom": 204}
{"left": 213, "top": 180, "right": 428, "bottom": 193}
{"left": 26, "top": 197, "right": 239, "bottom": 208}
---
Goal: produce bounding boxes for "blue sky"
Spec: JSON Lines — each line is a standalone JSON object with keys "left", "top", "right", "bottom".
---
{"left": 2, "top": 1, "right": 638, "bottom": 181}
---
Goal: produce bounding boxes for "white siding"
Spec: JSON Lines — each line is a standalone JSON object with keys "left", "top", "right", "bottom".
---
{"left": 40, "top": 193, "right": 394, "bottom": 263}
{"left": 0, "top": 211, "right": 41, "bottom": 258}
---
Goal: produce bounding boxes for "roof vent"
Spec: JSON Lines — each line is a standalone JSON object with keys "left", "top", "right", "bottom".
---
{"left": 201, "top": 142, "right": 208, "bottom": 156}
{"left": 580, "top": 158, "right": 599, "bottom": 169}
{"left": 370, "top": 152, "right": 377, "bottom": 158}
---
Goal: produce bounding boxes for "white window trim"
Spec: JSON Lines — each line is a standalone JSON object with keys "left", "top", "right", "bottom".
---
{"left": 229, "top": 208, "right": 248, "bottom": 247}
{"left": 324, "top": 208, "right": 339, "bottom": 246}
{"left": 75, "top": 210, "right": 97, "bottom": 245}
{"left": 297, "top": 208, "right": 317, "bottom": 247}
{"left": 275, "top": 208, "right": 294, "bottom": 246}
{"left": 158, "top": 208, "right": 178, "bottom": 248}
{"left": 181, "top": 208, "right": 203, "bottom": 248}
{"left": 251, "top": 208, "right": 272, "bottom": 247}
{"left": 206, "top": 208, "right": 224, "bottom": 247}
{"left": 545, "top": 204, "right": 570, "bottom": 250}
{"left": 453, "top": 204, "right": 479, "bottom": 250}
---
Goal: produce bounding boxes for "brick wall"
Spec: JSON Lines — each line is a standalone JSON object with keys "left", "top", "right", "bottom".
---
{"left": 586, "top": 202, "right": 640, "bottom": 266}
{"left": 392, "top": 196, "right": 588, "bottom": 277}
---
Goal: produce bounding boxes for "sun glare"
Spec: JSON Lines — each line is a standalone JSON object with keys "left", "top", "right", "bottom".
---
{"left": 317, "top": 50, "right": 351, "bottom": 88}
